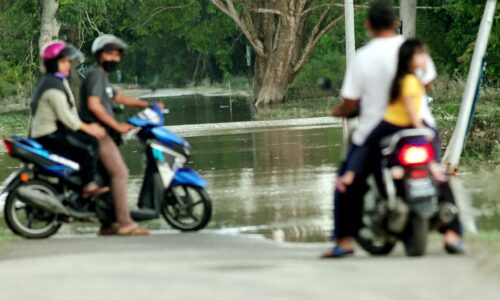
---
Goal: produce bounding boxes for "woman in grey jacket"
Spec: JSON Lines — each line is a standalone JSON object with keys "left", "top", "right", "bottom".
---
{"left": 31, "top": 41, "right": 107, "bottom": 198}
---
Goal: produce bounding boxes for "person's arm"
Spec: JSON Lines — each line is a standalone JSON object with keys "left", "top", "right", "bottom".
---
{"left": 79, "top": 122, "right": 106, "bottom": 139}
{"left": 47, "top": 90, "right": 82, "bottom": 131}
{"left": 333, "top": 54, "right": 362, "bottom": 117}
{"left": 331, "top": 98, "right": 359, "bottom": 117}
{"left": 114, "top": 92, "right": 149, "bottom": 108}
{"left": 402, "top": 77, "right": 424, "bottom": 129}
{"left": 403, "top": 95, "right": 424, "bottom": 129}
{"left": 87, "top": 96, "right": 132, "bottom": 134}
{"left": 47, "top": 90, "right": 106, "bottom": 138}
{"left": 420, "top": 55, "right": 436, "bottom": 92}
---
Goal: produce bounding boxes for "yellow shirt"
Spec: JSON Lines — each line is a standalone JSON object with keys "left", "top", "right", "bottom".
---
{"left": 383, "top": 74, "right": 424, "bottom": 127}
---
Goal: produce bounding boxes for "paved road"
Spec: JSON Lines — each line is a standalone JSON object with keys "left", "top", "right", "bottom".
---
{"left": 0, "top": 232, "right": 498, "bottom": 300}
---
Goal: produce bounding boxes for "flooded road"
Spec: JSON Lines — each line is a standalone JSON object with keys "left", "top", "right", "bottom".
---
{"left": 0, "top": 94, "right": 498, "bottom": 242}
{"left": 122, "top": 124, "right": 344, "bottom": 242}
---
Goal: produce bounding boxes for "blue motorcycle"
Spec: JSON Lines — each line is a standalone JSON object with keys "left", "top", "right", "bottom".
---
{"left": 1, "top": 105, "right": 212, "bottom": 238}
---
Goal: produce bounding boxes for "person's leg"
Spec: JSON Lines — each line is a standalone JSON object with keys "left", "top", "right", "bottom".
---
{"left": 425, "top": 125, "right": 464, "bottom": 252}
{"left": 98, "top": 134, "right": 135, "bottom": 228}
{"left": 339, "top": 121, "right": 403, "bottom": 188}
{"left": 63, "top": 131, "right": 99, "bottom": 187}
{"left": 323, "top": 145, "right": 368, "bottom": 257}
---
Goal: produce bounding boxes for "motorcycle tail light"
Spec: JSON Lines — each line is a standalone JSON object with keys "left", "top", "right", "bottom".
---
{"left": 3, "top": 140, "right": 13, "bottom": 154}
{"left": 398, "top": 144, "right": 434, "bottom": 166}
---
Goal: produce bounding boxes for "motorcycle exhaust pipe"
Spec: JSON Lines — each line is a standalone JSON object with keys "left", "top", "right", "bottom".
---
{"left": 16, "top": 186, "right": 69, "bottom": 216}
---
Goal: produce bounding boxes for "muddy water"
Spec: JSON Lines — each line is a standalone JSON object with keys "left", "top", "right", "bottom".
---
{"left": 0, "top": 94, "right": 498, "bottom": 242}
{"left": 122, "top": 125, "right": 343, "bottom": 242}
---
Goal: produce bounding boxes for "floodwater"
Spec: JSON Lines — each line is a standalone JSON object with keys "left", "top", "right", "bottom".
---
{"left": 0, "top": 94, "right": 498, "bottom": 242}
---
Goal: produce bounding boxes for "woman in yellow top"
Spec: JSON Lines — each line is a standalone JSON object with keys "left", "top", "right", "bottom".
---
{"left": 339, "top": 39, "right": 431, "bottom": 189}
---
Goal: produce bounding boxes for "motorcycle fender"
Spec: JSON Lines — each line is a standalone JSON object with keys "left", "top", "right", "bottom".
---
{"left": 172, "top": 168, "right": 207, "bottom": 188}
{"left": 1, "top": 169, "right": 25, "bottom": 195}
{"left": 409, "top": 198, "right": 436, "bottom": 219}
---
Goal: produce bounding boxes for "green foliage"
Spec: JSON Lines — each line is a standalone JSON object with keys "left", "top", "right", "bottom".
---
{"left": 0, "top": 0, "right": 498, "bottom": 100}
{"left": 417, "top": 1, "right": 500, "bottom": 83}
{"left": 0, "top": 0, "right": 39, "bottom": 100}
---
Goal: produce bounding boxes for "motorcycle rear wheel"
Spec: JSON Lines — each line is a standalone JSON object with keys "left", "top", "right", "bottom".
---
{"left": 356, "top": 229, "right": 397, "bottom": 255}
{"left": 4, "top": 180, "right": 61, "bottom": 239}
{"left": 403, "top": 214, "right": 429, "bottom": 257}
{"left": 161, "top": 185, "right": 212, "bottom": 231}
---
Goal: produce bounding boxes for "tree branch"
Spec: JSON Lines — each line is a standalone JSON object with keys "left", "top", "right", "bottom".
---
{"left": 301, "top": 2, "right": 336, "bottom": 16}
{"left": 140, "top": 0, "right": 196, "bottom": 27}
{"left": 250, "top": 8, "right": 283, "bottom": 15}
{"left": 210, "top": 0, "right": 265, "bottom": 57}
{"left": 292, "top": 13, "right": 345, "bottom": 75}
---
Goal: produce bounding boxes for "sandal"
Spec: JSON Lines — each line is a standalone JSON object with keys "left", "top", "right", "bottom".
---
{"left": 321, "top": 246, "right": 354, "bottom": 259}
{"left": 117, "top": 224, "right": 150, "bottom": 236}
{"left": 444, "top": 241, "right": 465, "bottom": 255}
{"left": 99, "top": 224, "right": 119, "bottom": 236}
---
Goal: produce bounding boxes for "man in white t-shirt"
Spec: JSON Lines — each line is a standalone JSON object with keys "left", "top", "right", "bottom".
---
{"left": 322, "top": 0, "right": 463, "bottom": 258}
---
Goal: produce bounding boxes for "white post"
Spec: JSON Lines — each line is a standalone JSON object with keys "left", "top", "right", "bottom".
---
{"left": 343, "top": 0, "right": 357, "bottom": 145}
{"left": 443, "top": 0, "right": 497, "bottom": 173}
{"left": 400, "top": 0, "right": 417, "bottom": 37}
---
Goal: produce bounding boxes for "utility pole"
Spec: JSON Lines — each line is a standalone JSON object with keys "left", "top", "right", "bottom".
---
{"left": 443, "top": 0, "right": 497, "bottom": 174}
{"left": 400, "top": 0, "right": 417, "bottom": 37}
{"left": 343, "top": 0, "right": 357, "bottom": 146}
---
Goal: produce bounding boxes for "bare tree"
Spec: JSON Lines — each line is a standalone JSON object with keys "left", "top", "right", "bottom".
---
{"left": 210, "top": 0, "right": 344, "bottom": 105}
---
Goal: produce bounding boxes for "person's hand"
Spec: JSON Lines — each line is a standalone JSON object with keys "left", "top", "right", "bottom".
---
{"left": 88, "top": 123, "right": 106, "bottom": 139}
{"left": 154, "top": 102, "right": 165, "bottom": 109}
{"left": 116, "top": 123, "right": 133, "bottom": 134}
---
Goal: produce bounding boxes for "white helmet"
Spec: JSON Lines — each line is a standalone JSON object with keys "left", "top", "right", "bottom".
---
{"left": 91, "top": 34, "right": 128, "bottom": 55}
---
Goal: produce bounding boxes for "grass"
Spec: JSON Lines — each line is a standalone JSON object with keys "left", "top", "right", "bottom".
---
{"left": 0, "top": 109, "right": 29, "bottom": 138}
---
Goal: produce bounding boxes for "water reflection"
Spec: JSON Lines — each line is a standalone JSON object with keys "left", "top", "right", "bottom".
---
{"left": 144, "top": 95, "right": 252, "bottom": 126}
{"left": 122, "top": 125, "right": 343, "bottom": 242}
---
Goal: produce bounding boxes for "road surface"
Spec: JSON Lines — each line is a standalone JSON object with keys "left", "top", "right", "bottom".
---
{"left": 0, "top": 232, "right": 498, "bottom": 300}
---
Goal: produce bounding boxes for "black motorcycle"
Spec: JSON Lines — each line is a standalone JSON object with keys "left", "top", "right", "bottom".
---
{"left": 355, "top": 128, "right": 458, "bottom": 256}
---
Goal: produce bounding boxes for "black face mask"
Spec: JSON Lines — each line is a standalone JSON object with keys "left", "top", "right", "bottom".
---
{"left": 101, "top": 60, "right": 120, "bottom": 72}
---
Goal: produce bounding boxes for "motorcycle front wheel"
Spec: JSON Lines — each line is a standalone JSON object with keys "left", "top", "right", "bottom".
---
{"left": 4, "top": 180, "right": 61, "bottom": 239}
{"left": 161, "top": 185, "right": 212, "bottom": 231}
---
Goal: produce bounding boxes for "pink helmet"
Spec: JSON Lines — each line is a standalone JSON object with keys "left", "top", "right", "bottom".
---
{"left": 40, "top": 40, "right": 84, "bottom": 63}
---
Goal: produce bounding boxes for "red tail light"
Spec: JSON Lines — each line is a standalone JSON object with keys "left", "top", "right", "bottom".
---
{"left": 398, "top": 144, "right": 434, "bottom": 166}
{"left": 3, "top": 140, "right": 13, "bottom": 154}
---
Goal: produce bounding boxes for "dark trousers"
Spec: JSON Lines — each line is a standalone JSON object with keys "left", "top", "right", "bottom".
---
{"left": 333, "top": 139, "right": 462, "bottom": 241}
{"left": 35, "top": 129, "right": 99, "bottom": 188}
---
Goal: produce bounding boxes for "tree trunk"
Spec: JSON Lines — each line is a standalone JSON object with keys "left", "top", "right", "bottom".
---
{"left": 252, "top": 2, "right": 302, "bottom": 106}
{"left": 400, "top": 0, "right": 417, "bottom": 37}
{"left": 210, "top": 0, "right": 344, "bottom": 106}
{"left": 253, "top": 51, "right": 294, "bottom": 106}
{"left": 39, "top": 0, "right": 60, "bottom": 49}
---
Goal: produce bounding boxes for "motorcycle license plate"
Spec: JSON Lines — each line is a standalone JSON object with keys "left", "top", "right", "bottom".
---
{"left": 406, "top": 178, "right": 436, "bottom": 199}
